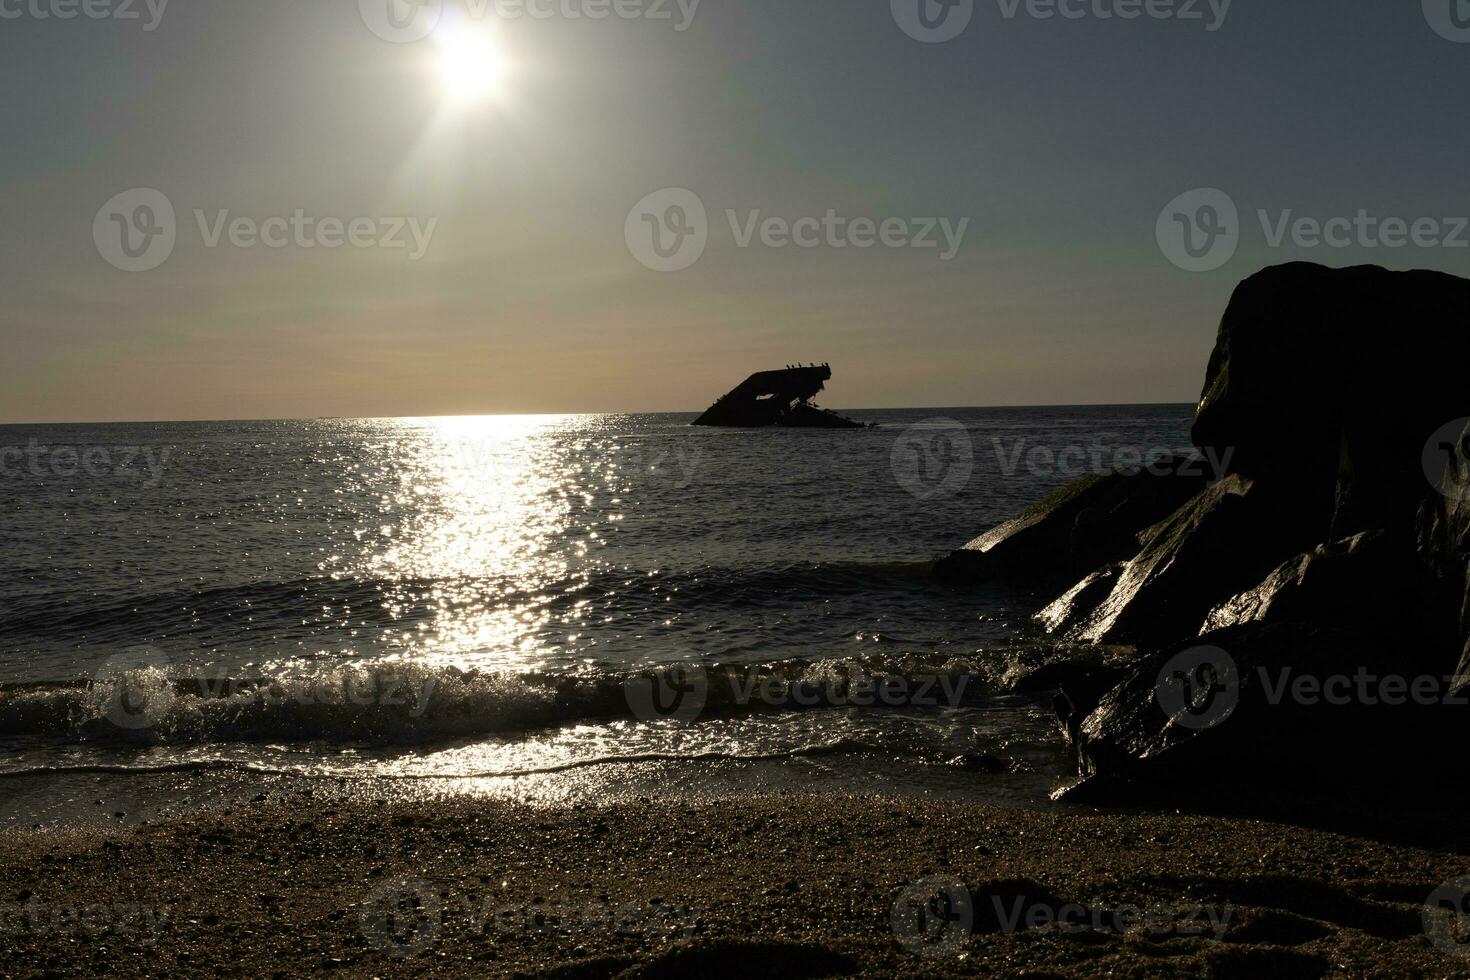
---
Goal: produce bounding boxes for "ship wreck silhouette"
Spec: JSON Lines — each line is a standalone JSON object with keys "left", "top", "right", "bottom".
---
{"left": 693, "top": 363, "right": 868, "bottom": 428}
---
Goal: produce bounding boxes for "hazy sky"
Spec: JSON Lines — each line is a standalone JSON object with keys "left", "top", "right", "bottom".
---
{"left": 1, "top": 0, "right": 1467, "bottom": 422}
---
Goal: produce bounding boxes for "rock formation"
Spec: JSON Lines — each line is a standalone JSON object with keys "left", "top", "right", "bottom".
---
{"left": 939, "top": 263, "right": 1470, "bottom": 800}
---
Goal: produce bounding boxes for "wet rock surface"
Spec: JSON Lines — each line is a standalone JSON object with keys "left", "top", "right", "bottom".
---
{"left": 1067, "top": 475, "right": 1322, "bottom": 646}
{"left": 935, "top": 460, "right": 1211, "bottom": 590}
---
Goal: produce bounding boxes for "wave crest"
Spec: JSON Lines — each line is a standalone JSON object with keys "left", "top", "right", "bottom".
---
{"left": 0, "top": 653, "right": 1006, "bottom": 749}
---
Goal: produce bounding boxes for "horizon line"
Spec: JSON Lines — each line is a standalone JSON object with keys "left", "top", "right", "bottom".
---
{"left": 0, "top": 401, "right": 1198, "bottom": 427}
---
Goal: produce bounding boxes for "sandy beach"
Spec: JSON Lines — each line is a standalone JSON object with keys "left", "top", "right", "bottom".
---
{"left": 3, "top": 777, "right": 1468, "bottom": 978}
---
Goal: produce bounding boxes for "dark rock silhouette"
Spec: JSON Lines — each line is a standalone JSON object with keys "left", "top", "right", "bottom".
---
{"left": 941, "top": 263, "right": 1470, "bottom": 799}
{"left": 1193, "top": 262, "right": 1470, "bottom": 540}
{"left": 933, "top": 458, "right": 1210, "bottom": 589}
{"left": 693, "top": 364, "right": 866, "bottom": 428}
{"left": 1063, "top": 621, "right": 1462, "bottom": 796}
{"left": 1065, "top": 474, "right": 1323, "bottom": 645}
{"left": 1200, "top": 530, "right": 1431, "bottom": 637}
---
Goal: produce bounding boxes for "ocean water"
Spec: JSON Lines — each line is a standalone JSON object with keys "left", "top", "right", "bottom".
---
{"left": 0, "top": 406, "right": 1193, "bottom": 808}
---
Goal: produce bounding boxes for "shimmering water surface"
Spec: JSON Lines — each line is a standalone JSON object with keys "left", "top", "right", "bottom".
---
{"left": 0, "top": 407, "right": 1192, "bottom": 798}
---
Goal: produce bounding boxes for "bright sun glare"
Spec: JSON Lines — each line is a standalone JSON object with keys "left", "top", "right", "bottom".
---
{"left": 434, "top": 20, "right": 501, "bottom": 104}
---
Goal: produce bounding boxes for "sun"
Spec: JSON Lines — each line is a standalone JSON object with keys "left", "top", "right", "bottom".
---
{"left": 433, "top": 19, "right": 501, "bottom": 104}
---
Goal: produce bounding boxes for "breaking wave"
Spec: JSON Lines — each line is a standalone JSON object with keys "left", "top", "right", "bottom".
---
{"left": 0, "top": 653, "right": 1026, "bottom": 750}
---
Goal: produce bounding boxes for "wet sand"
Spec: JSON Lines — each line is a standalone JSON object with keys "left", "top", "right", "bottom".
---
{"left": 2, "top": 784, "right": 1468, "bottom": 978}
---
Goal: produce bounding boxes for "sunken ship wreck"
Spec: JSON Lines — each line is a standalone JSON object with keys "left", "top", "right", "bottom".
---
{"left": 692, "top": 363, "right": 868, "bottom": 428}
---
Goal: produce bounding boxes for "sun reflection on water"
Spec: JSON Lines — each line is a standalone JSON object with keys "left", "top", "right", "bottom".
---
{"left": 362, "top": 415, "right": 587, "bottom": 672}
